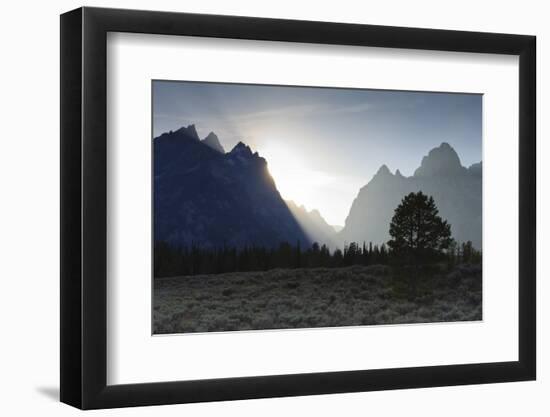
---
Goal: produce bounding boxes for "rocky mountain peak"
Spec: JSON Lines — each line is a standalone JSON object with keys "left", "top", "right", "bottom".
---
{"left": 414, "top": 142, "right": 466, "bottom": 177}
{"left": 176, "top": 124, "right": 200, "bottom": 141}
{"left": 230, "top": 141, "right": 253, "bottom": 157}
{"left": 375, "top": 164, "right": 392, "bottom": 177}
{"left": 201, "top": 132, "right": 225, "bottom": 153}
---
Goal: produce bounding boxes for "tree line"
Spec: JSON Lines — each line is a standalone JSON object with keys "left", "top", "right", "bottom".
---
{"left": 154, "top": 239, "right": 480, "bottom": 278}
{"left": 154, "top": 191, "right": 482, "bottom": 278}
{"left": 155, "top": 240, "right": 383, "bottom": 278}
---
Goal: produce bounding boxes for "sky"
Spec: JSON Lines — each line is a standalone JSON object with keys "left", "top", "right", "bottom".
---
{"left": 153, "top": 80, "right": 482, "bottom": 227}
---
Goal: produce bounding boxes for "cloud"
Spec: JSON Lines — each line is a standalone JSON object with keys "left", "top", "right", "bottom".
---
{"left": 229, "top": 101, "right": 375, "bottom": 127}
{"left": 232, "top": 103, "right": 323, "bottom": 123}
{"left": 330, "top": 102, "right": 373, "bottom": 114}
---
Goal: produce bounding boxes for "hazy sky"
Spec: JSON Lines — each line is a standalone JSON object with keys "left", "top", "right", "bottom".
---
{"left": 153, "top": 80, "right": 482, "bottom": 226}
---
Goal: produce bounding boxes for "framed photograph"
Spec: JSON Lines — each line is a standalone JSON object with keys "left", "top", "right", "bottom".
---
{"left": 60, "top": 7, "right": 536, "bottom": 409}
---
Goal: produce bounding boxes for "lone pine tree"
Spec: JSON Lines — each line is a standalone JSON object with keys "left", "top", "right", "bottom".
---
{"left": 388, "top": 191, "right": 453, "bottom": 265}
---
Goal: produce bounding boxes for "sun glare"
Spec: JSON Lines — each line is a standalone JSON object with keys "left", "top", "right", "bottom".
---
{"left": 259, "top": 142, "right": 338, "bottom": 223}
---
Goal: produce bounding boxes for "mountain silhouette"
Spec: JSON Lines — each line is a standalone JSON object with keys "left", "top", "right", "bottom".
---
{"left": 414, "top": 142, "right": 467, "bottom": 177}
{"left": 201, "top": 131, "right": 225, "bottom": 153}
{"left": 286, "top": 200, "right": 338, "bottom": 249}
{"left": 339, "top": 142, "right": 482, "bottom": 249}
{"left": 155, "top": 128, "right": 481, "bottom": 251}
{"left": 154, "top": 126, "right": 310, "bottom": 248}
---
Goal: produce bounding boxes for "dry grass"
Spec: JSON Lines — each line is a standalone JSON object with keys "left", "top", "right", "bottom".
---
{"left": 153, "top": 264, "right": 482, "bottom": 334}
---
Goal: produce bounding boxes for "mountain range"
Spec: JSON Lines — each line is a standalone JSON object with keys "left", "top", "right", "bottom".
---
{"left": 286, "top": 200, "right": 339, "bottom": 249}
{"left": 339, "top": 142, "right": 482, "bottom": 249}
{"left": 154, "top": 125, "right": 482, "bottom": 250}
{"left": 154, "top": 125, "right": 310, "bottom": 249}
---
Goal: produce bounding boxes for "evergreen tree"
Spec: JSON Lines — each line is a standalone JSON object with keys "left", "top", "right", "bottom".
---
{"left": 388, "top": 191, "right": 453, "bottom": 264}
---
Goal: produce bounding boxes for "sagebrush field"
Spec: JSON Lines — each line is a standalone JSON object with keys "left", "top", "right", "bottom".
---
{"left": 153, "top": 264, "right": 482, "bottom": 334}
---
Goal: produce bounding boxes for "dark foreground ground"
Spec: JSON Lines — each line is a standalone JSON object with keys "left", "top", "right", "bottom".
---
{"left": 153, "top": 264, "right": 482, "bottom": 334}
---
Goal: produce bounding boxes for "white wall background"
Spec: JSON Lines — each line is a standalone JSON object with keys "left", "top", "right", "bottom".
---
{"left": 0, "top": 0, "right": 545, "bottom": 415}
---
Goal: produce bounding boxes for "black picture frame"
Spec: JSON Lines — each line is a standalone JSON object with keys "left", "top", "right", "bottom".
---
{"left": 60, "top": 6, "right": 536, "bottom": 410}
